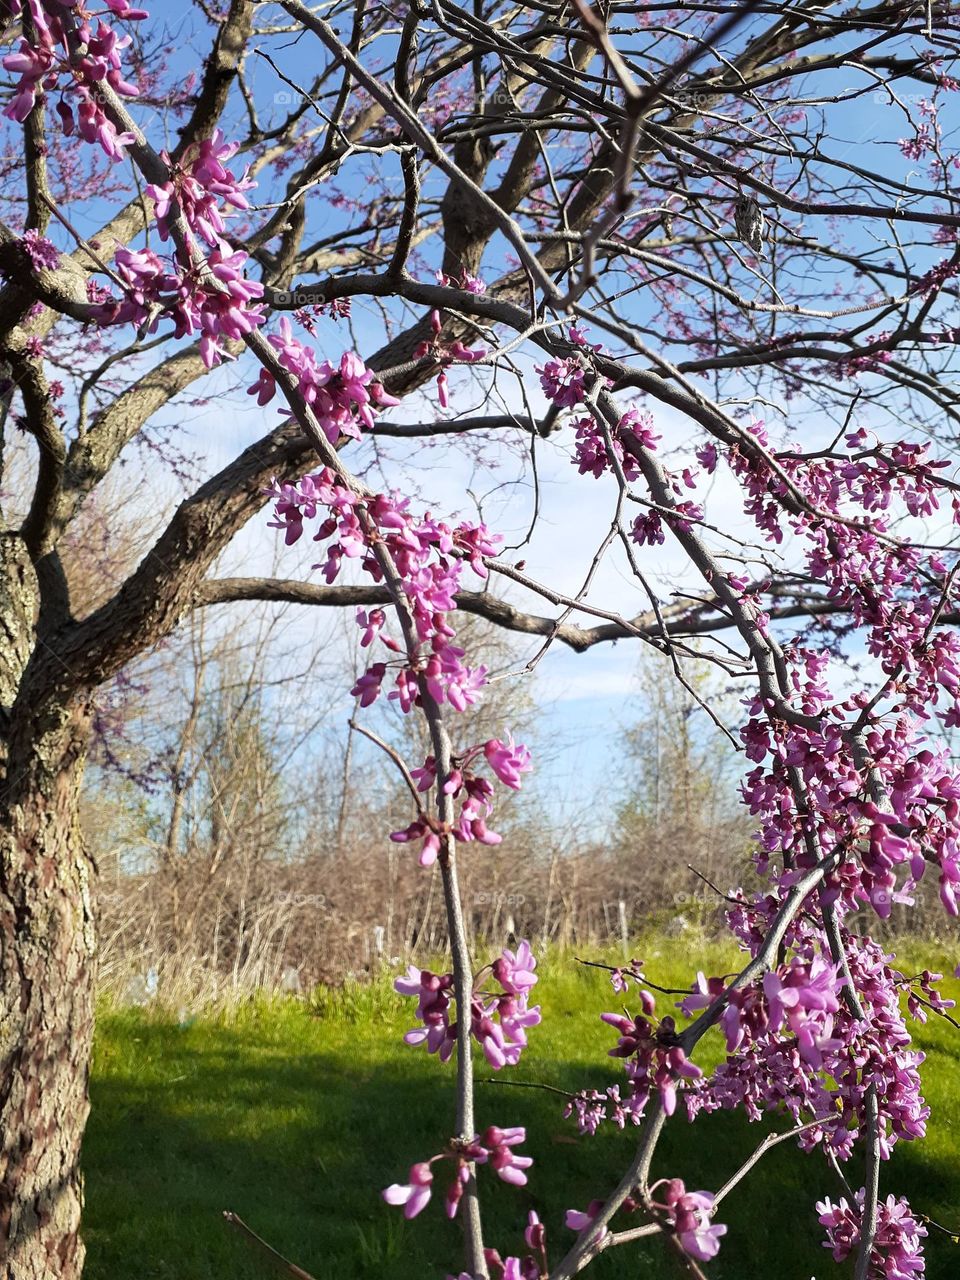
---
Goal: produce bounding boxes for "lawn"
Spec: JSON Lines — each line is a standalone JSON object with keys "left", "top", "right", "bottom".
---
{"left": 84, "top": 936, "right": 960, "bottom": 1279}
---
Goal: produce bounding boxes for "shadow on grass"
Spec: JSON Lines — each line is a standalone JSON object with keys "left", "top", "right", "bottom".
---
{"left": 83, "top": 1009, "right": 960, "bottom": 1280}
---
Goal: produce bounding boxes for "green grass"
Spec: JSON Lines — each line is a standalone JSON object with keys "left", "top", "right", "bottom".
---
{"left": 84, "top": 936, "right": 960, "bottom": 1279}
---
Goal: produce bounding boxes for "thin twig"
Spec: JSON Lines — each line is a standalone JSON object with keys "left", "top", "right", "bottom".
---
{"left": 347, "top": 718, "right": 425, "bottom": 810}
{"left": 477, "top": 1077, "right": 575, "bottom": 1099}
{"left": 223, "top": 1211, "right": 318, "bottom": 1280}
{"left": 713, "top": 1117, "right": 827, "bottom": 1205}
{"left": 574, "top": 954, "right": 691, "bottom": 996}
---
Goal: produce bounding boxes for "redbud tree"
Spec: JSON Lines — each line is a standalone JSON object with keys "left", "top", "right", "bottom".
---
{"left": 1, "top": 2, "right": 960, "bottom": 1278}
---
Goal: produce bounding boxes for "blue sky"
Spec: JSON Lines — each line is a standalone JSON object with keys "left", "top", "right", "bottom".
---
{"left": 15, "top": 2, "right": 960, "bottom": 818}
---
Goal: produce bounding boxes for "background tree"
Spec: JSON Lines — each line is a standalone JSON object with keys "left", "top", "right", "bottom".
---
{"left": 614, "top": 655, "right": 753, "bottom": 918}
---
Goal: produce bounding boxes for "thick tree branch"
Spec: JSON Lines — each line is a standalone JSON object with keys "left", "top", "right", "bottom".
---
{"left": 25, "top": 423, "right": 310, "bottom": 696}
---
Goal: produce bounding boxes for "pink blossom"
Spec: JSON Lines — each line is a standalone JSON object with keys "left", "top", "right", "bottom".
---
{"left": 818, "top": 1190, "right": 926, "bottom": 1279}
{"left": 472, "top": 1125, "right": 532, "bottom": 1186}
{"left": 382, "top": 1161, "right": 433, "bottom": 1219}
{"left": 565, "top": 1199, "right": 608, "bottom": 1241}
{"left": 412, "top": 310, "right": 485, "bottom": 404}
{"left": 492, "top": 941, "right": 538, "bottom": 995}
{"left": 19, "top": 230, "right": 60, "bottom": 272}
{"left": 679, "top": 971, "right": 725, "bottom": 1017}
{"left": 654, "top": 1181, "right": 727, "bottom": 1262}
{"left": 484, "top": 735, "right": 533, "bottom": 789}
{"left": 385, "top": 1128, "right": 532, "bottom": 1226}
{"left": 630, "top": 511, "right": 665, "bottom": 545}
{"left": 351, "top": 663, "right": 386, "bottom": 708}
{"left": 538, "top": 357, "right": 587, "bottom": 407}
{"left": 619, "top": 405, "right": 660, "bottom": 450}
{"left": 395, "top": 942, "right": 540, "bottom": 1069}
{"left": 524, "top": 1210, "right": 545, "bottom": 1252}
{"left": 603, "top": 1003, "right": 702, "bottom": 1117}
{"left": 105, "top": 1, "right": 149, "bottom": 16}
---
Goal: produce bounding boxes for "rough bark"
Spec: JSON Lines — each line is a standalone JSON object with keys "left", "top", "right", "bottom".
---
{"left": 1, "top": 544, "right": 94, "bottom": 1279}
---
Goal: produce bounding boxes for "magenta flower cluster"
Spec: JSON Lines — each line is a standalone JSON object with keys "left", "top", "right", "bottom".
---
{"left": 683, "top": 923, "right": 932, "bottom": 1164}
{"left": 564, "top": 1083, "right": 646, "bottom": 1136}
{"left": 563, "top": 1180, "right": 726, "bottom": 1268}
{"left": 396, "top": 736, "right": 532, "bottom": 862}
{"left": 394, "top": 940, "right": 541, "bottom": 1069}
{"left": 91, "top": 244, "right": 265, "bottom": 369}
{"left": 4, "top": 3, "right": 272, "bottom": 369}
{"left": 413, "top": 308, "right": 485, "bottom": 408}
{"left": 265, "top": 466, "right": 536, "bottom": 862}
{"left": 250, "top": 320, "right": 399, "bottom": 443}
{"left": 532, "top": 367, "right": 960, "bottom": 1277}
{"left": 572, "top": 405, "right": 659, "bottom": 480}
{"left": 267, "top": 469, "right": 499, "bottom": 715}
{"left": 538, "top": 356, "right": 588, "bottom": 407}
{"left": 682, "top": 952, "right": 843, "bottom": 1068}
{"left": 19, "top": 228, "right": 60, "bottom": 272}
{"left": 383, "top": 1125, "right": 532, "bottom": 1221}
{"left": 3, "top": 0, "right": 144, "bottom": 158}
{"left": 818, "top": 1190, "right": 927, "bottom": 1279}
{"left": 650, "top": 1179, "right": 728, "bottom": 1262}
{"left": 601, "top": 997, "right": 703, "bottom": 1118}
{"left": 89, "top": 116, "right": 269, "bottom": 367}
{"left": 146, "top": 129, "right": 254, "bottom": 247}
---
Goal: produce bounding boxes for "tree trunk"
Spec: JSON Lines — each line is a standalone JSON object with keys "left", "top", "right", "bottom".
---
{"left": 1, "top": 534, "right": 96, "bottom": 1279}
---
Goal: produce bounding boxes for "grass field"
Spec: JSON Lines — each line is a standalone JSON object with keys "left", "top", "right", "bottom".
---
{"left": 84, "top": 937, "right": 960, "bottom": 1279}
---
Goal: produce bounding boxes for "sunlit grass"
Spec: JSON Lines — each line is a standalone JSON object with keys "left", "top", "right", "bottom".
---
{"left": 84, "top": 934, "right": 960, "bottom": 1279}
